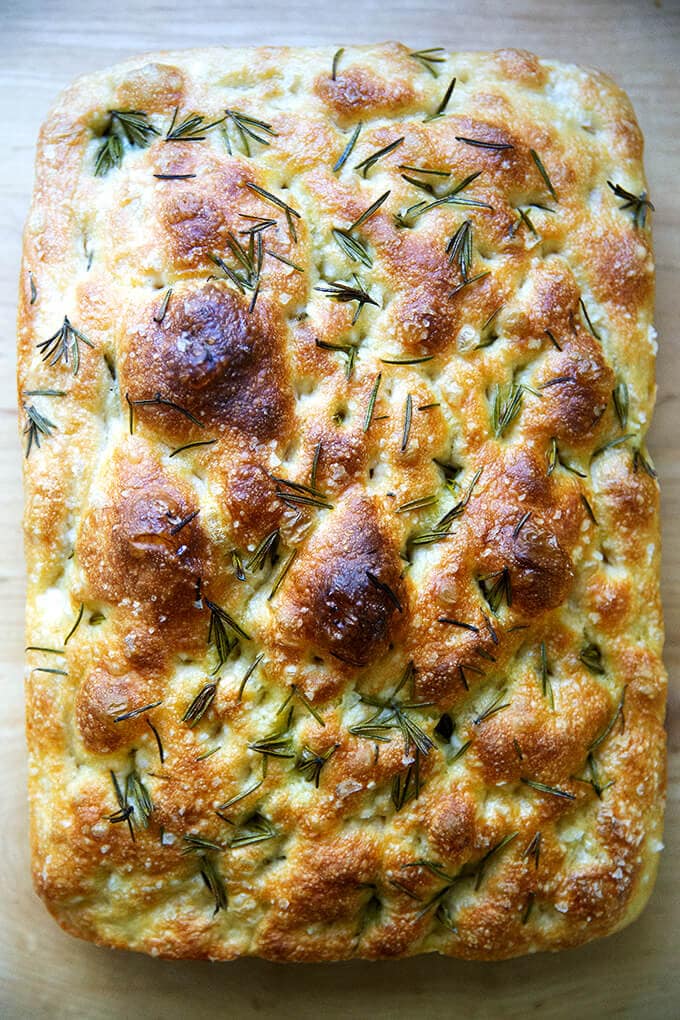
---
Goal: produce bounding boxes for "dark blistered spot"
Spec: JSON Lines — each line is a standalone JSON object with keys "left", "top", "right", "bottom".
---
{"left": 115, "top": 63, "right": 186, "bottom": 113}
{"left": 75, "top": 668, "right": 153, "bottom": 754}
{"left": 502, "top": 448, "right": 553, "bottom": 506}
{"left": 506, "top": 259, "right": 580, "bottom": 342}
{"left": 315, "top": 67, "right": 414, "bottom": 120}
{"left": 161, "top": 192, "right": 228, "bottom": 267}
{"left": 588, "top": 228, "right": 653, "bottom": 311}
{"left": 121, "top": 284, "right": 293, "bottom": 443}
{"left": 78, "top": 446, "right": 209, "bottom": 632}
{"left": 504, "top": 520, "right": 574, "bottom": 615}
{"left": 532, "top": 340, "right": 614, "bottom": 443}
{"left": 493, "top": 49, "right": 548, "bottom": 87}
{"left": 225, "top": 456, "right": 284, "bottom": 547}
{"left": 279, "top": 497, "right": 403, "bottom": 667}
{"left": 158, "top": 166, "right": 251, "bottom": 269}
{"left": 426, "top": 793, "right": 477, "bottom": 859}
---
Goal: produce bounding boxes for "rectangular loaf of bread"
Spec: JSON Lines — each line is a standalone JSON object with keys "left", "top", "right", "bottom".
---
{"left": 17, "top": 43, "right": 666, "bottom": 961}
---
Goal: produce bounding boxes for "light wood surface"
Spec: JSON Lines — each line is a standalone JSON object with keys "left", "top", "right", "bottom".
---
{"left": 1, "top": 2, "right": 678, "bottom": 1017}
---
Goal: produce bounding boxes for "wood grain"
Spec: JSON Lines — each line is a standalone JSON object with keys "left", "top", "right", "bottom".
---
{"left": 1, "top": 1, "right": 678, "bottom": 1016}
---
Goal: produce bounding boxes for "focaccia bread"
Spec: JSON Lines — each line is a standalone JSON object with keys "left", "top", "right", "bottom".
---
{"left": 17, "top": 43, "right": 666, "bottom": 961}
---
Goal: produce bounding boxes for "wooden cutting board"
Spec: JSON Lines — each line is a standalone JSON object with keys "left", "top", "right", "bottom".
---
{"left": 0, "top": 2, "right": 677, "bottom": 1016}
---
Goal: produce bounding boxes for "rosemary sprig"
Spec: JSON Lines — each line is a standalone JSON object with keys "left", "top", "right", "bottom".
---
{"left": 539, "top": 642, "right": 554, "bottom": 709}
{"left": 450, "top": 739, "right": 472, "bottom": 762}
{"left": 397, "top": 170, "right": 493, "bottom": 228}
{"left": 401, "top": 393, "right": 413, "bottom": 451}
{"left": 363, "top": 373, "right": 382, "bottom": 431}
{"left": 268, "top": 548, "right": 297, "bottom": 600}
{"left": 23, "top": 404, "right": 56, "bottom": 457}
{"left": 245, "top": 182, "right": 300, "bottom": 242}
{"left": 579, "top": 297, "right": 601, "bottom": 339}
{"left": 589, "top": 686, "right": 626, "bottom": 753}
{"left": 23, "top": 389, "right": 66, "bottom": 397}
{"left": 331, "top": 47, "right": 344, "bottom": 80}
{"left": 248, "top": 730, "right": 295, "bottom": 758}
{"left": 166, "top": 509, "right": 198, "bottom": 537}
{"left": 405, "top": 831, "right": 519, "bottom": 917}
{"left": 277, "top": 683, "right": 325, "bottom": 726}
{"left": 126, "top": 769, "right": 154, "bottom": 831}
{"left": 455, "top": 135, "right": 513, "bottom": 151}
{"left": 205, "top": 597, "right": 249, "bottom": 670}
{"left": 381, "top": 354, "right": 434, "bottom": 365}
{"left": 351, "top": 665, "right": 433, "bottom": 758}
{"left": 333, "top": 122, "right": 362, "bottom": 172}
{"left": 153, "top": 173, "right": 196, "bottom": 180}
{"left": 449, "top": 271, "right": 490, "bottom": 298}
{"left": 310, "top": 440, "right": 322, "bottom": 490}
{"left": 210, "top": 229, "right": 263, "bottom": 304}
{"left": 578, "top": 752, "right": 614, "bottom": 798}
{"left": 411, "top": 467, "right": 482, "bottom": 543}
{"left": 607, "top": 180, "right": 654, "bottom": 228}
{"left": 95, "top": 110, "right": 159, "bottom": 176}
{"left": 332, "top": 228, "right": 372, "bottom": 268}
{"left": 275, "top": 488, "right": 333, "bottom": 511}
{"left": 446, "top": 219, "right": 473, "bottom": 280}
{"left": 246, "top": 529, "right": 280, "bottom": 571}
{"left": 580, "top": 641, "right": 605, "bottom": 675}
{"left": 126, "top": 392, "right": 203, "bottom": 433}
{"left": 315, "top": 274, "right": 378, "bottom": 324}
{"left": 114, "top": 700, "right": 163, "bottom": 723}
{"left": 295, "top": 744, "right": 337, "bottom": 787}
{"left": 165, "top": 108, "right": 224, "bottom": 141}
{"left": 182, "top": 834, "right": 224, "bottom": 855}
{"left": 315, "top": 338, "right": 358, "bottom": 378}
{"left": 182, "top": 681, "right": 219, "bottom": 727}
{"left": 199, "top": 855, "right": 228, "bottom": 914}
{"left": 354, "top": 137, "right": 404, "bottom": 177}
{"left": 366, "top": 571, "right": 403, "bottom": 612}
{"left": 530, "top": 148, "right": 558, "bottom": 201}
{"left": 29, "top": 271, "right": 37, "bottom": 304}
{"left": 473, "top": 687, "right": 511, "bottom": 725}
{"left": 228, "top": 812, "right": 277, "bottom": 848}
{"left": 409, "top": 47, "right": 446, "bottom": 76}
{"left": 265, "top": 249, "right": 304, "bottom": 272}
{"left": 613, "top": 382, "right": 629, "bottom": 429}
{"left": 399, "top": 164, "right": 450, "bottom": 177}
{"left": 169, "top": 438, "right": 217, "bottom": 458}
{"left": 513, "top": 510, "right": 532, "bottom": 538}
{"left": 64, "top": 603, "right": 84, "bottom": 645}
{"left": 396, "top": 493, "right": 437, "bottom": 513}
{"left": 474, "top": 832, "right": 518, "bottom": 889}
{"left": 237, "top": 653, "right": 263, "bottom": 700}
{"left": 521, "top": 777, "right": 575, "bottom": 801}
{"left": 153, "top": 286, "right": 173, "bottom": 324}
{"left": 478, "top": 566, "right": 511, "bottom": 613}
{"left": 147, "top": 718, "right": 164, "bottom": 763}
{"left": 224, "top": 109, "right": 277, "bottom": 156}
{"left": 581, "top": 494, "right": 598, "bottom": 524}
{"left": 350, "top": 190, "right": 390, "bottom": 230}
{"left": 217, "top": 770, "right": 265, "bottom": 813}
{"left": 633, "top": 445, "right": 657, "bottom": 479}
{"left": 523, "top": 831, "right": 542, "bottom": 869}
{"left": 391, "top": 752, "right": 422, "bottom": 811}
{"left": 491, "top": 382, "right": 539, "bottom": 437}
{"left": 36, "top": 317, "right": 94, "bottom": 375}
{"left": 424, "top": 76, "right": 456, "bottom": 121}
{"left": 438, "top": 618, "right": 479, "bottom": 632}
{"left": 108, "top": 770, "right": 134, "bottom": 840}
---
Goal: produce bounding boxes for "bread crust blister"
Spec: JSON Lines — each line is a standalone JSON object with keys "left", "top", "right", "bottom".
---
{"left": 17, "top": 43, "right": 666, "bottom": 960}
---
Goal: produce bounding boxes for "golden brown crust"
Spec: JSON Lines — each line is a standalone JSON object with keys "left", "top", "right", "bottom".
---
{"left": 18, "top": 43, "right": 665, "bottom": 962}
